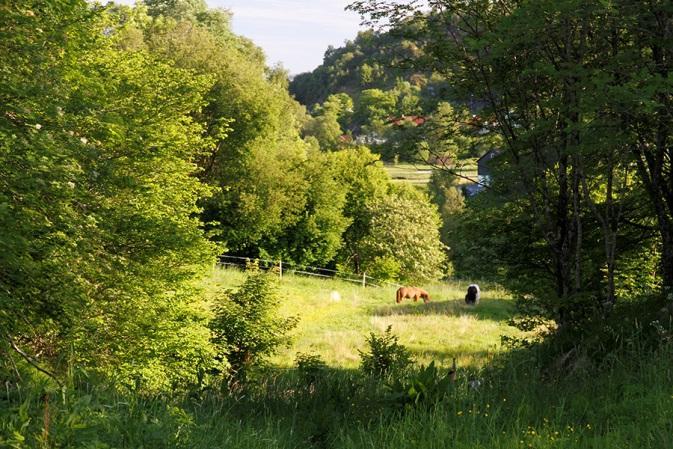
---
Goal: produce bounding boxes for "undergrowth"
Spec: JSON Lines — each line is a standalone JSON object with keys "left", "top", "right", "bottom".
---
{"left": 2, "top": 304, "right": 673, "bottom": 448}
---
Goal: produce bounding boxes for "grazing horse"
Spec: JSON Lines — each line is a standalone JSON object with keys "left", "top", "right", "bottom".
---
{"left": 465, "top": 284, "right": 480, "bottom": 306}
{"left": 396, "top": 286, "right": 430, "bottom": 304}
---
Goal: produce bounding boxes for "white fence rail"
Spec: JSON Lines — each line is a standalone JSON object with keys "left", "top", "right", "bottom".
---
{"left": 218, "top": 255, "right": 402, "bottom": 289}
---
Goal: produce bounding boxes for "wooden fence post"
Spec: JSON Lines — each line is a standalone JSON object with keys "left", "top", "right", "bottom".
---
{"left": 362, "top": 272, "right": 366, "bottom": 288}
{"left": 279, "top": 259, "right": 283, "bottom": 279}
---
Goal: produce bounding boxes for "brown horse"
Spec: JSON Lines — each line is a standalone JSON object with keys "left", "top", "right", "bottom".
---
{"left": 396, "top": 286, "right": 430, "bottom": 304}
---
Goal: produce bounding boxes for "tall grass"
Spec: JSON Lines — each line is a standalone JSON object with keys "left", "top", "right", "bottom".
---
{"left": 3, "top": 268, "right": 672, "bottom": 448}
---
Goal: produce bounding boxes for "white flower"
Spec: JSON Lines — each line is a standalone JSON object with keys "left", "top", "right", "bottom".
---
{"left": 34, "top": 123, "right": 42, "bottom": 129}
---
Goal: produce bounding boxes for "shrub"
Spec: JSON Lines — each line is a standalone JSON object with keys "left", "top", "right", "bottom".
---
{"left": 384, "top": 361, "right": 454, "bottom": 409}
{"left": 296, "top": 353, "right": 328, "bottom": 386}
{"left": 359, "top": 326, "right": 412, "bottom": 377}
{"left": 210, "top": 271, "right": 297, "bottom": 381}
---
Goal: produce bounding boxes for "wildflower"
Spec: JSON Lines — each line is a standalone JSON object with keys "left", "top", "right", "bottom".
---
{"left": 34, "top": 123, "right": 42, "bottom": 129}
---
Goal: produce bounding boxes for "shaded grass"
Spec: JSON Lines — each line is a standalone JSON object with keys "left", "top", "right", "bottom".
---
{"left": 332, "top": 341, "right": 673, "bottom": 449}
{"left": 4, "top": 338, "right": 672, "bottom": 449}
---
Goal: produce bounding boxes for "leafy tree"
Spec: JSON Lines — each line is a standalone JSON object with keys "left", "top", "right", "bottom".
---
{"left": 354, "top": 88, "right": 398, "bottom": 129}
{"left": 0, "top": 0, "right": 99, "bottom": 370}
{"left": 331, "top": 147, "right": 389, "bottom": 272}
{"left": 348, "top": 0, "right": 667, "bottom": 326}
{"left": 1, "top": 0, "right": 219, "bottom": 389}
{"left": 360, "top": 185, "right": 446, "bottom": 282}
{"left": 63, "top": 45, "right": 219, "bottom": 390}
{"left": 143, "top": 17, "right": 310, "bottom": 255}
{"left": 303, "top": 111, "right": 344, "bottom": 150}
{"left": 144, "top": 0, "right": 207, "bottom": 20}
{"left": 259, "top": 150, "right": 352, "bottom": 266}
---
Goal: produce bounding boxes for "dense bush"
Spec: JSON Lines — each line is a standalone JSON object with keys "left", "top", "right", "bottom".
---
{"left": 359, "top": 326, "right": 412, "bottom": 377}
{"left": 210, "top": 270, "right": 297, "bottom": 380}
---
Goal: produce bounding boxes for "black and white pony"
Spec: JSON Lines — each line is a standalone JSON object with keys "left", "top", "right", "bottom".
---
{"left": 465, "top": 284, "right": 480, "bottom": 306}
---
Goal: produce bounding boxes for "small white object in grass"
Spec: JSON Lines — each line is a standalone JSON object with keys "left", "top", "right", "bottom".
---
{"left": 330, "top": 290, "right": 341, "bottom": 302}
{"left": 468, "top": 378, "right": 482, "bottom": 390}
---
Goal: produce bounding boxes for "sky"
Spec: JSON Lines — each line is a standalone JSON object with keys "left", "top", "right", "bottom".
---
{"left": 214, "top": 0, "right": 364, "bottom": 74}
{"left": 116, "top": 1, "right": 365, "bottom": 74}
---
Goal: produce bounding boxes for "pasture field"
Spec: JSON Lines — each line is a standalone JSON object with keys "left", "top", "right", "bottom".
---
{"left": 384, "top": 161, "right": 478, "bottom": 187}
{"left": 3, "top": 268, "right": 672, "bottom": 449}
{"left": 206, "top": 267, "right": 524, "bottom": 369}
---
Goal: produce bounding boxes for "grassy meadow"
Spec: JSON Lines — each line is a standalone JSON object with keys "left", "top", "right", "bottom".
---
{"left": 3, "top": 267, "right": 673, "bottom": 449}
{"left": 384, "top": 162, "right": 478, "bottom": 187}
{"left": 206, "top": 267, "right": 525, "bottom": 369}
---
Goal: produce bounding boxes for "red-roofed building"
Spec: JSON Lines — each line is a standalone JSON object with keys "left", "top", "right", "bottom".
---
{"left": 387, "top": 115, "right": 427, "bottom": 127}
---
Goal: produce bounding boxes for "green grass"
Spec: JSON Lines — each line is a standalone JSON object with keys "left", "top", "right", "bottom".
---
{"left": 385, "top": 163, "right": 435, "bottom": 185}
{"left": 206, "top": 267, "right": 526, "bottom": 369}
{"left": 383, "top": 162, "right": 479, "bottom": 187}
{"left": 4, "top": 268, "right": 673, "bottom": 449}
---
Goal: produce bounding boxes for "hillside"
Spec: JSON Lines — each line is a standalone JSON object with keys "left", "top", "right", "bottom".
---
{"left": 289, "top": 28, "right": 449, "bottom": 109}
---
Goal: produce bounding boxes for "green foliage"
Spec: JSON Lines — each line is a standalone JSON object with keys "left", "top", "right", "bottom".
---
{"left": 384, "top": 361, "right": 454, "bottom": 409}
{"left": 289, "top": 28, "right": 444, "bottom": 109}
{"left": 143, "top": 15, "right": 309, "bottom": 255}
{"left": 354, "top": 88, "right": 398, "bottom": 127}
{"left": 1, "top": 0, "right": 218, "bottom": 391}
{"left": 210, "top": 271, "right": 297, "bottom": 379}
{"left": 295, "top": 353, "right": 328, "bottom": 385}
{"left": 303, "top": 112, "right": 344, "bottom": 149}
{"left": 365, "top": 256, "right": 402, "bottom": 283}
{"left": 145, "top": 0, "right": 208, "bottom": 20}
{"left": 360, "top": 185, "right": 446, "bottom": 282}
{"left": 359, "top": 326, "right": 412, "bottom": 377}
{"left": 331, "top": 147, "right": 389, "bottom": 271}
{"left": 260, "top": 150, "right": 352, "bottom": 266}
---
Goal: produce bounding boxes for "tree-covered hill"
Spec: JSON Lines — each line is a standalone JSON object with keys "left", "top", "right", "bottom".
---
{"left": 288, "top": 25, "right": 496, "bottom": 165}
{"left": 289, "top": 27, "right": 451, "bottom": 110}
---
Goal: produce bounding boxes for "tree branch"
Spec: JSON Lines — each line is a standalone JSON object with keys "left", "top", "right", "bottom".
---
{"left": 4, "top": 332, "right": 63, "bottom": 388}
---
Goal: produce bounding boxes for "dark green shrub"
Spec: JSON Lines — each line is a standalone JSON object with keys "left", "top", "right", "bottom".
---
{"left": 296, "top": 353, "right": 328, "bottom": 386}
{"left": 359, "top": 325, "right": 412, "bottom": 377}
{"left": 384, "top": 361, "right": 454, "bottom": 409}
